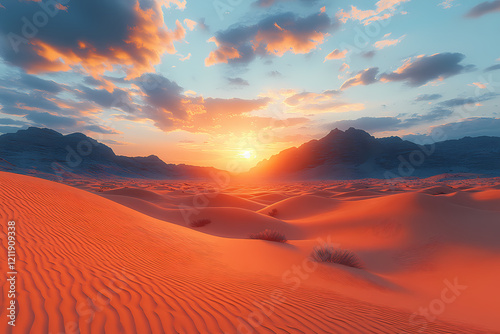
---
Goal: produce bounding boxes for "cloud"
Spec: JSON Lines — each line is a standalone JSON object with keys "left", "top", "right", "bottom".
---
{"left": 268, "top": 70, "right": 283, "bottom": 77}
{"left": 179, "top": 53, "right": 191, "bottom": 61}
{"left": 329, "top": 117, "right": 402, "bottom": 132}
{"left": 0, "top": 70, "right": 131, "bottom": 136}
{"left": 284, "top": 90, "right": 339, "bottom": 106}
{"left": 283, "top": 89, "right": 364, "bottom": 114}
{"left": 0, "top": 125, "right": 26, "bottom": 134}
{"left": 205, "top": 11, "right": 338, "bottom": 66}
{"left": 340, "top": 53, "right": 474, "bottom": 90}
{"left": 19, "top": 74, "right": 64, "bottom": 94}
{"left": 327, "top": 109, "right": 453, "bottom": 133}
{"left": 197, "top": 18, "right": 210, "bottom": 32}
{"left": 133, "top": 73, "right": 287, "bottom": 133}
{"left": 404, "top": 118, "right": 500, "bottom": 143}
{"left": 465, "top": 0, "right": 500, "bottom": 18}
{"left": 373, "top": 35, "right": 406, "bottom": 50}
{"left": 0, "top": 0, "right": 187, "bottom": 78}
{"left": 339, "top": 63, "right": 350, "bottom": 73}
{"left": 337, "top": 0, "right": 410, "bottom": 25}
{"left": 472, "top": 82, "right": 487, "bottom": 89}
{"left": 324, "top": 49, "right": 348, "bottom": 61}
{"left": 361, "top": 51, "right": 377, "bottom": 59}
{"left": 205, "top": 39, "right": 240, "bottom": 66}
{"left": 136, "top": 73, "right": 197, "bottom": 122}
{"left": 187, "top": 98, "right": 294, "bottom": 133}
{"left": 380, "top": 53, "right": 474, "bottom": 87}
{"left": 101, "top": 139, "right": 130, "bottom": 146}
{"left": 82, "top": 76, "right": 117, "bottom": 92}
{"left": 0, "top": 117, "right": 27, "bottom": 126}
{"left": 84, "top": 124, "right": 121, "bottom": 134}
{"left": 415, "top": 94, "right": 443, "bottom": 101}
{"left": 402, "top": 108, "right": 453, "bottom": 127}
{"left": 76, "top": 86, "right": 134, "bottom": 112}
{"left": 253, "top": 0, "right": 318, "bottom": 7}
{"left": 439, "top": 0, "right": 455, "bottom": 9}
{"left": 0, "top": 86, "right": 62, "bottom": 115}
{"left": 340, "top": 67, "right": 379, "bottom": 90}
{"left": 203, "top": 97, "right": 270, "bottom": 115}
{"left": 438, "top": 92, "right": 499, "bottom": 107}
{"left": 0, "top": 81, "right": 120, "bottom": 133}
{"left": 485, "top": 64, "right": 500, "bottom": 72}
{"left": 24, "top": 111, "right": 77, "bottom": 128}
{"left": 183, "top": 19, "right": 197, "bottom": 31}
{"left": 226, "top": 77, "right": 250, "bottom": 86}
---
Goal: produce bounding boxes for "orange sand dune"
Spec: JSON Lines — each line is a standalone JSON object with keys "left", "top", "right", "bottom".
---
{"left": 1, "top": 172, "right": 499, "bottom": 333}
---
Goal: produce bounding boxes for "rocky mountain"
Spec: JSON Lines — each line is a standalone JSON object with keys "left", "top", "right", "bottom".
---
{"left": 0, "top": 127, "right": 220, "bottom": 180}
{"left": 247, "top": 128, "right": 500, "bottom": 180}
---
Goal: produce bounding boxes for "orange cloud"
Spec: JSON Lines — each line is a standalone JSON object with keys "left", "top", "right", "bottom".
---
{"left": 337, "top": 0, "right": 410, "bottom": 25}
{"left": 205, "top": 42, "right": 241, "bottom": 66}
{"left": 184, "top": 19, "right": 197, "bottom": 31}
{"left": 159, "top": 0, "right": 187, "bottom": 10}
{"left": 3, "top": 0, "right": 187, "bottom": 79}
{"left": 204, "top": 12, "right": 336, "bottom": 66}
{"left": 472, "top": 82, "right": 487, "bottom": 89}
{"left": 282, "top": 89, "right": 364, "bottom": 114}
{"left": 180, "top": 53, "right": 192, "bottom": 61}
{"left": 324, "top": 48, "right": 348, "bottom": 61}
{"left": 373, "top": 35, "right": 406, "bottom": 49}
{"left": 341, "top": 68, "right": 379, "bottom": 90}
{"left": 253, "top": 28, "right": 327, "bottom": 56}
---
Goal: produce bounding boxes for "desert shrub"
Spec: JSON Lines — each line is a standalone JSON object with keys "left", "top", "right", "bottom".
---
{"left": 249, "top": 229, "right": 287, "bottom": 243}
{"left": 311, "top": 245, "right": 363, "bottom": 269}
{"left": 190, "top": 219, "right": 212, "bottom": 228}
{"left": 268, "top": 208, "right": 278, "bottom": 217}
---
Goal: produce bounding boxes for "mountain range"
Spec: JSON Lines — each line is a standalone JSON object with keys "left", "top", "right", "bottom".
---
{"left": 0, "top": 127, "right": 220, "bottom": 180}
{"left": 246, "top": 127, "right": 500, "bottom": 180}
{"left": 1, "top": 127, "right": 499, "bottom": 180}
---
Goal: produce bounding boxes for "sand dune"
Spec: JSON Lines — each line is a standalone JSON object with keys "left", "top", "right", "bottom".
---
{"left": 1, "top": 172, "right": 499, "bottom": 333}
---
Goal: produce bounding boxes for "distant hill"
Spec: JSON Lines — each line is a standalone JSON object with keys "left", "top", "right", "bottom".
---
{"left": 0, "top": 127, "right": 221, "bottom": 180}
{"left": 246, "top": 128, "right": 500, "bottom": 180}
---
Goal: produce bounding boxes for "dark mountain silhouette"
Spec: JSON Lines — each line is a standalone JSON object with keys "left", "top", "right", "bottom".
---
{"left": 247, "top": 128, "right": 500, "bottom": 179}
{"left": 0, "top": 127, "right": 220, "bottom": 180}
{"left": 2, "top": 127, "right": 499, "bottom": 181}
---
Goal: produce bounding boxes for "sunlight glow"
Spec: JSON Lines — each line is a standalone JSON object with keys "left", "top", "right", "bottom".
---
{"left": 239, "top": 150, "right": 254, "bottom": 159}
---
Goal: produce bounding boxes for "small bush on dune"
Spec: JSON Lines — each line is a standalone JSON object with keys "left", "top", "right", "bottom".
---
{"left": 250, "top": 229, "right": 287, "bottom": 243}
{"left": 190, "top": 219, "right": 211, "bottom": 228}
{"left": 311, "top": 245, "right": 363, "bottom": 269}
{"left": 268, "top": 208, "right": 278, "bottom": 217}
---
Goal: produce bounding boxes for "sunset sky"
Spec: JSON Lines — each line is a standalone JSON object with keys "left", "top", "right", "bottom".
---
{"left": 0, "top": 0, "right": 499, "bottom": 170}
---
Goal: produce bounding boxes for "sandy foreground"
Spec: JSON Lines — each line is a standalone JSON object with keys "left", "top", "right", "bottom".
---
{"left": 1, "top": 171, "right": 499, "bottom": 333}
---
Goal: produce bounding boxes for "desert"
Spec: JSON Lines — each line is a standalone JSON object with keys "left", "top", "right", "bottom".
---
{"left": 1, "top": 171, "right": 499, "bottom": 333}
{"left": 2, "top": 0, "right": 500, "bottom": 332}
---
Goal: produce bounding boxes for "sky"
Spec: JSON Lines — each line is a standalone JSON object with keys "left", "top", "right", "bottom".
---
{"left": 0, "top": 0, "right": 499, "bottom": 171}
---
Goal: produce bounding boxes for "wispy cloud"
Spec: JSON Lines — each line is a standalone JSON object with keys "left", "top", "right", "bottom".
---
{"left": 373, "top": 35, "right": 406, "bottom": 50}
{"left": 465, "top": 0, "right": 500, "bottom": 18}
{"left": 439, "top": 0, "right": 455, "bottom": 9}
{"left": 337, "top": 0, "right": 410, "bottom": 25}
{"left": 324, "top": 49, "right": 348, "bottom": 61}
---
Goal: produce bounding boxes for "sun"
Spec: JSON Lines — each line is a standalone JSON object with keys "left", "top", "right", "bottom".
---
{"left": 240, "top": 150, "right": 254, "bottom": 159}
